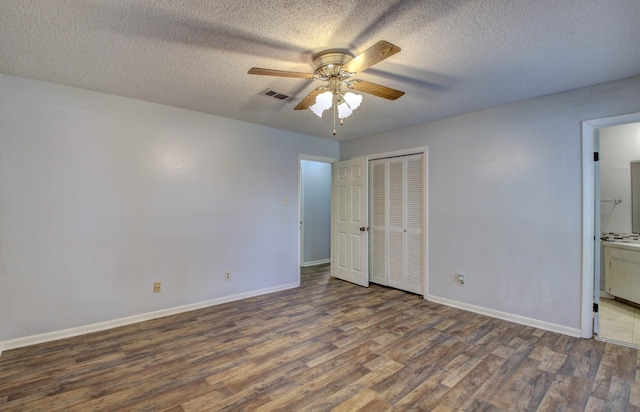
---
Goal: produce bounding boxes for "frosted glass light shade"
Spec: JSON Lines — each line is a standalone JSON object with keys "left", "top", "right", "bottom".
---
{"left": 337, "top": 102, "right": 352, "bottom": 119}
{"left": 309, "top": 91, "right": 333, "bottom": 117}
{"left": 343, "top": 92, "right": 362, "bottom": 110}
{"left": 337, "top": 92, "right": 362, "bottom": 119}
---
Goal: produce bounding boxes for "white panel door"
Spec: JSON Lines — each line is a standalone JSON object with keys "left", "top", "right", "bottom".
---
{"left": 332, "top": 158, "right": 369, "bottom": 287}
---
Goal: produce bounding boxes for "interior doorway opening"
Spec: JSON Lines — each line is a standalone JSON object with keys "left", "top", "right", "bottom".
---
{"left": 596, "top": 122, "right": 640, "bottom": 346}
{"left": 298, "top": 155, "right": 336, "bottom": 284}
{"left": 581, "top": 112, "right": 640, "bottom": 340}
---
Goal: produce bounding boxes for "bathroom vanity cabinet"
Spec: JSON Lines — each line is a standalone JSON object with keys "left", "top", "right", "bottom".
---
{"left": 603, "top": 242, "right": 640, "bottom": 305}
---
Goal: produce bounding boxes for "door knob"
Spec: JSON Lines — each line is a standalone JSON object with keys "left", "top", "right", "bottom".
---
{"left": 360, "top": 227, "right": 366, "bottom": 232}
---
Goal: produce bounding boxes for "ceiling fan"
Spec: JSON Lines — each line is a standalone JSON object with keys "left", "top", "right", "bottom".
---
{"left": 248, "top": 40, "right": 405, "bottom": 135}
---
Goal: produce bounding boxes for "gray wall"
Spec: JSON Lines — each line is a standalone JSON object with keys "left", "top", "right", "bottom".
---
{"left": 341, "top": 75, "right": 640, "bottom": 332}
{"left": 0, "top": 74, "right": 339, "bottom": 343}
{"left": 3, "top": 71, "right": 640, "bottom": 346}
{"left": 301, "top": 160, "right": 331, "bottom": 266}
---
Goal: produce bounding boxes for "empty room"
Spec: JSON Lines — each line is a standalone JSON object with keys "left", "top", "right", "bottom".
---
{"left": 2, "top": 1, "right": 640, "bottom": 410}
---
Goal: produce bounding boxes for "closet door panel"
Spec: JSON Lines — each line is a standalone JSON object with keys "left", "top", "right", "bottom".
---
{"left": 369, "top": 161, "right": 387, "bottom": 285}
{"left": 406, "top": 232, "right": 423, "bottom": 293}
{"left": 388, "top": 231, "right": 404, "bottom": 289}
{"left": 368, "top": 153, "right": 424, "bottom": 294}
{"left": 388, "top": 160, "right": 404, "bottom": 229}
{"left": 388, "top": 159, "right": 405, "bottom": 290}
{"left": 406, "top": 156, "right": 423, "bottom": 230}
{"left": 405, "top": 155, "right": 423, "bottom": 293}
{"left": 370, "top": 229, "right": 386, "bottom": 284}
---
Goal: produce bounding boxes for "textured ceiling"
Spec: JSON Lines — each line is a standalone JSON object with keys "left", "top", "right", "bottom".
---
{"left": 1, "top": 1, "right": 639, "bottom": 141}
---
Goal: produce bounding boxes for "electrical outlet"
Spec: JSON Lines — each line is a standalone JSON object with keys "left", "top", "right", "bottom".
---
{"left": 225, "top": 272, "right": 231, "bottom": 281}
{"left": 457, "top": 274, "right": 465, "bottom": 286}
{"left": 153, "top": 282, "right": 161, "bottom": 293}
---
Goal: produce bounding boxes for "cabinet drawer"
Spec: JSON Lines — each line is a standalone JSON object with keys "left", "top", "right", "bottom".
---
{"left": 609, "top": 246, "right": 640, "bottom": 263}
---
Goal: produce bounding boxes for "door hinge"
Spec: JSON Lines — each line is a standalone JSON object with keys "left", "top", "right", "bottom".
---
{"left": 594, "top": 152, "right": 599, "bottom": 162}
{"left": 593, "top": 303, "right": 599, "bottom": 313}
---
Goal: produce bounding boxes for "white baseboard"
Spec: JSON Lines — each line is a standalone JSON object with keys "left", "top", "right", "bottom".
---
{"left": 600, "top": 291, "right": 614, "bottom": 299}
{"left": 301, "top": 258, "right": 330, "bottom": 267}
{"left": 0, "top": 282, "right": 298, "bottom": 356}
{"left": 426, "top": 294, "right": 582, "bottom": 338}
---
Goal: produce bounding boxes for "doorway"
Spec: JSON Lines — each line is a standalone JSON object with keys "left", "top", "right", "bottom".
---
{"left": 597, "top": 122, "right": 640, "bottom": 346}
{"left": 581, "top": 112, "right": 640, "bottom": 341}
{"left": 298, "top": 155, "right": 335, "bottom": 283}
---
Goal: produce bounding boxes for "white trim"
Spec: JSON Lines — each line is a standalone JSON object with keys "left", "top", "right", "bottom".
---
{"left": 300, "top": 162, "right": 305, "bottom": 266}
{"left": 298, "top": 154, "right": 337, "bottom": 164}
{"left": 581, "top": 112, "right": 640, "bottom": 339}
{"left": 301, "top": 258, "right": 331, "bottom": 267}
{"left": 423, "top": 147, "right": 429, "bottom": 299}
{"left": 427, "top": 294, "right": 582, "bottom": 338}
{"left": 365, "top": 146, "right": 428, "bottom": 161}
{"left": 0, "top": 282, "right": 298, "bottom": 355}
{"left": 582, "top": 121, "right": 596, "bottom": 339}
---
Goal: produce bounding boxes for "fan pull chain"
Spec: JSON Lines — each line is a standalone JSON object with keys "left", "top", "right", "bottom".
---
{"left": 333, "top": 94, "right": 337, "bottom": 136}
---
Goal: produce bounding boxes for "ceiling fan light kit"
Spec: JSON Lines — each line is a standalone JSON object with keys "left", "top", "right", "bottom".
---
{"left": 338, "top": 92, "right": 362, "bottom": 118}
{"left": 309, "top": 91, "right": 333, "bottom": 117}
{"left": 248, "top": 40, "right": 405, "bottom": 136}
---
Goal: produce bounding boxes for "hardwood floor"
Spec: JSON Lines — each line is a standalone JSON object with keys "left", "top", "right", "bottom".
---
{"left": 1, "top": 264, "right": 638, "bottom": 411}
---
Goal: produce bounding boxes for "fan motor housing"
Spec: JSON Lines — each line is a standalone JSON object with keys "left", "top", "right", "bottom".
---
{"left": 314, "top": 52, "right": 352, "bottom": 77}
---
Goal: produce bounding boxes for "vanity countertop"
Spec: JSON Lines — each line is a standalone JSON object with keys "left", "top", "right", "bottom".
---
{"left": 602, "top": 233, "right": 640, "bottom": 250}
{"left": 603, "top": 240, "right": 640, "bottom": 251}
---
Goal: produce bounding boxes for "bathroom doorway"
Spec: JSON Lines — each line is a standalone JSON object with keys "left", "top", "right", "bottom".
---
{"left": 597, "top": 122, "right": 640, "bottom": 346}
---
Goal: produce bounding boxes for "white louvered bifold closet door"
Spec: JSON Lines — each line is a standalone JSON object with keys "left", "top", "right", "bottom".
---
{"left": 405, "top": 156, "right": 423, "bottom": 294}
{"left": 387, "top": 159, "right": 405, "bottom": 290}
{"left": 369, "top": 162, "right": 386, "bottom": 285}
{"left": 369, "top": 154, "right": 423, "bottom": 294}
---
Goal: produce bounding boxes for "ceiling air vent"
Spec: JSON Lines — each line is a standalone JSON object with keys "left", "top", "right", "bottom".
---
{"left": 259, "top": 89, "right": 296, "bottom": 102}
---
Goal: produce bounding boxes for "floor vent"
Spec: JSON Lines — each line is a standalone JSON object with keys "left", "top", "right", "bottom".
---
{"left": 259, "top": 89, "right": 296, "bottom": 102}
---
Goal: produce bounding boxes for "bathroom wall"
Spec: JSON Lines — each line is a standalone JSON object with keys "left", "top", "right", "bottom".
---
{"left": 600, "top": 122, "right": 640, "bottom": 233}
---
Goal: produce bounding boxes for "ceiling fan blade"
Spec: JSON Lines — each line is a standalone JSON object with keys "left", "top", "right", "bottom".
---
{"left": 248, "top": 68, "right": 315, "bottom": 79}
{"left": 342, "top": 41, "right": 401, "bottom": 74}
{"left": 294, "top": 87, "right": 326, "bottom": 110}
{"left": 349, "top": 80, "right": 405, "bottom": 100}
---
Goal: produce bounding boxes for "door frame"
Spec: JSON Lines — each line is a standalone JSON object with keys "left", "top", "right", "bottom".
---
{"left": 298, "top": 154, "right": 337, "bottom": 284}
{"left": 581, "top": 112, "right": 640, "bottom": 338}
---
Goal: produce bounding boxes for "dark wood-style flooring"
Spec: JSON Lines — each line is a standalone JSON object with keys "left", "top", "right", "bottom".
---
{"left": 1, "top": 264, "right": 638, "bottom": 411}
